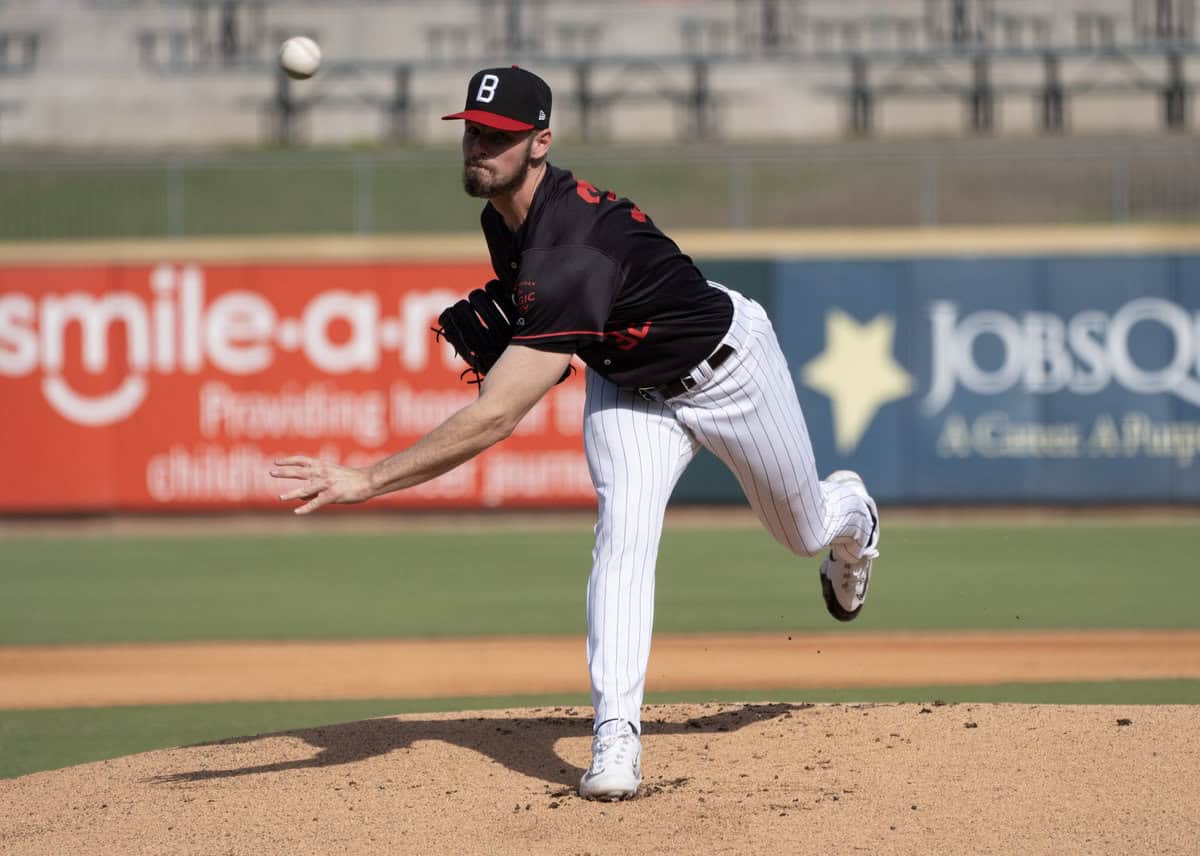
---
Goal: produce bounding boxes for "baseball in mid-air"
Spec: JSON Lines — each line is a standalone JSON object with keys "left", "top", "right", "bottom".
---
{"left": 279, "top": 36, "right": 321, "bottom": 80}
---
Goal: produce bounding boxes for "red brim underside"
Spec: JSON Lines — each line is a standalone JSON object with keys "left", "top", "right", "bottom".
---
{"left": 441, "top": 110, "right": 535, "bottom": 131}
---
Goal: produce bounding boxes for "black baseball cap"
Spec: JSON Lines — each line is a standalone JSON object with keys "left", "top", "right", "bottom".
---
{"left": 442, "top": 66, "right": 552, "bottom": 132}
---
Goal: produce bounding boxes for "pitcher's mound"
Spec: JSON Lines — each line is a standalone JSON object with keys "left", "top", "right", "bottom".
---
{"left": 2, "top": 702, "right": 1196, "bottom": 855}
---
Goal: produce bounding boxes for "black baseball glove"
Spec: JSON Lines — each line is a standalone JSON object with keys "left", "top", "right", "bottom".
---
{"left": 434, "top": 279, "right": 516, "bottom": 385}
{"left": 434, "top": 280, "right": 575, "bottom": 387}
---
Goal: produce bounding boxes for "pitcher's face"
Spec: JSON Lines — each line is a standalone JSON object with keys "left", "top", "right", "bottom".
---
{"left": 461, "top": 122, "right": 535, "bottom": 199}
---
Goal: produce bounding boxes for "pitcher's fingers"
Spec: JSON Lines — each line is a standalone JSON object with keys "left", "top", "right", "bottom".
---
{"left": 279, "top": 484, "right": 321, "bottom": 502}
{"left": 274, "top": 456, "right": 316, "bottom": 467}
{"left": 269, "top": 466, "right": 309, "bottom": 480}
{"left": 294, "top": 493, "right": 331, "bottom": 515}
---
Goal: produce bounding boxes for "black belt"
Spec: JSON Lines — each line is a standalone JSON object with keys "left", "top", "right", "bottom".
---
{"left": 637, "top": 343, "right": 735, "bottom": 401}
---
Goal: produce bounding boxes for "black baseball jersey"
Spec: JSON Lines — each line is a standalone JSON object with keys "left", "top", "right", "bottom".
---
{"left": 481, "top": 162, "right": 733, "bottom": 388}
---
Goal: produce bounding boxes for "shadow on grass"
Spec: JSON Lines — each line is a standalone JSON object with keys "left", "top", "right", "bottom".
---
{"left": 147, "top": 701, "right": 809, "bottom": 790}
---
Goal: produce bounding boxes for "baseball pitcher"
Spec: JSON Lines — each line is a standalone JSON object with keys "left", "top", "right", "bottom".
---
{"left": 270, "top": 66, "right": 880, "bottom": 802}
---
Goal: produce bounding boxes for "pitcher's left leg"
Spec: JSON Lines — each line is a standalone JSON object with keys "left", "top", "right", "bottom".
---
{"left": 582, "top": 369, "right": 699, "bottom": 736}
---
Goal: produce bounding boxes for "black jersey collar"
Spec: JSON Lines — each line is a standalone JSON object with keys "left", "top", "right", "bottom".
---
{"left": 488, "top": 161, "right": 560, "bottom": 243}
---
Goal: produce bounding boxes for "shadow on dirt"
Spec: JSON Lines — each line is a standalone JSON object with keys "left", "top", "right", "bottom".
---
{"left": 147, "top": 701, "right": 811, "bottom": 789}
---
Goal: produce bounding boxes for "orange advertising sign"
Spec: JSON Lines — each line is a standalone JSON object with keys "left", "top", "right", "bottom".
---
{"left": 0, "top": 262, "right": 594, "bottom": 511}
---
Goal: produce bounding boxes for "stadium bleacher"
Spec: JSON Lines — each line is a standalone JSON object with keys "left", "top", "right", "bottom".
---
{"left": 0, "top": 0, "right": 1194, "bottom": 146}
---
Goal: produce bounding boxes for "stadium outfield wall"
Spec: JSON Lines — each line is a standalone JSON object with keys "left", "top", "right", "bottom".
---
{"left": 1, "top": 225, "right": 1198, "bottom": 511}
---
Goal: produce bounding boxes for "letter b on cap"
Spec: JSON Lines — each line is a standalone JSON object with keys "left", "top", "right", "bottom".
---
{"left": 476, "top": 74, "right": 499, "bottom": 103}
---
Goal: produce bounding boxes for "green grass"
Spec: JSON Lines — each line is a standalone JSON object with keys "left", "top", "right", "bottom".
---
{"left": 0, "top": 168, "right": 173, "bottom": 239}
{"left": 0, "top": 155, "right": 758, "bottom": 239}
{"left": 3, "top": 680, "right": 1196, "bottom": 780}
{"left": 3, "top": 522, "right": 1199, "bottom": 645}
{"left": 0, "top": 157, "right": 480, "bottom": 239}
{"left": 5, "top": 144, "right": 1195, "bottom": 239}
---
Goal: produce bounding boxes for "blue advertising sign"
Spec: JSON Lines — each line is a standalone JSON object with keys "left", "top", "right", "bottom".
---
{"left": 774, "top": 254, "right": 1200, "bottom": 503}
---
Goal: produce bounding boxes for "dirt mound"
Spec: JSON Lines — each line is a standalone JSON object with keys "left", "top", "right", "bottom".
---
{"left": 2, "top": 702, "right": 1196, "bottom": 855}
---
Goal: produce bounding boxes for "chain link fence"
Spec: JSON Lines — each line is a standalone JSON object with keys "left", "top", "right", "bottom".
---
{"left": 1, "top": 137, "right": 1197, "bottom": 240}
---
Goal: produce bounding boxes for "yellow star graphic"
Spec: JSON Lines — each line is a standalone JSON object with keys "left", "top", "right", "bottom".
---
{"left": 801, "top": 310, "right": 914, "bottom": 454}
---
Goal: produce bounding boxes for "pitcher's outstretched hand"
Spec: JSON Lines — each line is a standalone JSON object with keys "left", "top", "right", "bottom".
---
{"left": 270, "top": 456, "right": 375, "bottom": 515}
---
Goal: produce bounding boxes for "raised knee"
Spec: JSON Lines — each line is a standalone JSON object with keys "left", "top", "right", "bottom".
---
{"left": 777, "top": 529, "right": 825, "bottom": 559}
{"left": 791, "top": 538, "right": 825, "bottom": 559}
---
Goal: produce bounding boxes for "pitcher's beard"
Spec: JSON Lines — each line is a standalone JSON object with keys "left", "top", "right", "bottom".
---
{"left": 462, "top": 147, "right": 533, "bottom": 198}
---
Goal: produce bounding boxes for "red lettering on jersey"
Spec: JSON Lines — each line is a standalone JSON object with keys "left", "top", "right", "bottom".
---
{"left": 607, "top": 322, "right": 652, "bottom": 351}
{"left": 576, "top": 180, "right": 601, "bottom": 204}
{"left": 576, "top": 178, "right": 649, "bottom": 223}
{"left": 516, "top": 280, "right": 537, "bottom": 312}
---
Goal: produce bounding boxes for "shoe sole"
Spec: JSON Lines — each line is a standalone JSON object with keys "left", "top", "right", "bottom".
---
{"left": 820, "top": 470, "right": 877, "bottom": 622}
{"left": 579, "top": 780, "right": 640, "bottom": 801}
{"left": 581, "top": 789, "right": 639, "bottom": 802}
{"left": 820, "top": 558, "right": 867, "bottom": 622}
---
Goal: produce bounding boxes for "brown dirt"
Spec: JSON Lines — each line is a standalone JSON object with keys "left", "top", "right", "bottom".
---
{"left": 2, "top": 702, "right": 1197, "bottom": 855}
{"left": 5, "top": 630, "right": 1200, "bottom": 710}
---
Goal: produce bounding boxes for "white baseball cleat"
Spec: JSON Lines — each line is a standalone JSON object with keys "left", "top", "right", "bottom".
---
{"left": 819, "top": 470, "right": 880, "bottom": 622}
{"left": 578, "top": 720, "right": 642, "bottom": 801}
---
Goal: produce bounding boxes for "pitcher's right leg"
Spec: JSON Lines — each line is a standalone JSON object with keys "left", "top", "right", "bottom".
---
{"left": 674, "top": 302, "right": 877, "bottom": 564}
{"left": 818, "top": 470, "right": 879, "bottom": 621}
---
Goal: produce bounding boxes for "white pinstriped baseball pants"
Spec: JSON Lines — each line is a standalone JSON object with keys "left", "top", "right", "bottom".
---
{"left": 583, "top": 285, "right": 877, "bottom": 734}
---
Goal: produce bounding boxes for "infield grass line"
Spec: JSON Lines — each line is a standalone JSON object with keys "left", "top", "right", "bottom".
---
{"left": 2, "top": 680, "right": 1197, "bottom": 781}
